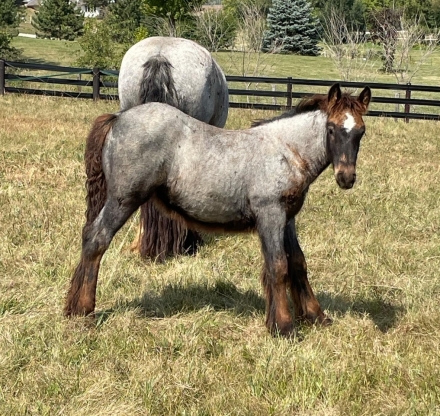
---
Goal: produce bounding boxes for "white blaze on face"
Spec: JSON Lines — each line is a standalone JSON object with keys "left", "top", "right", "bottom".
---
{"left": 343, "top": 113, "right": 356, "bottom": 132}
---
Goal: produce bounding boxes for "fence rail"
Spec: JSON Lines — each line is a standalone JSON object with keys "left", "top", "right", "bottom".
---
{"left": 1, "top": 60, "right": 439, "bottom": 122}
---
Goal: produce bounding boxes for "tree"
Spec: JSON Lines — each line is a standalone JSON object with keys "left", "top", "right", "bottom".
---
{"left": 0, "top": 32, "right": 21, "bottom": 60}
{"left": 143, "top": 0, "right": 204, "bottom": 27}
{"left": 384, "top": 14, "right": 439, "bottom": 84}
{"left": 403, "top": 0, "right": 440, "bottom": 28}
{"left": 0, "top": 0, "right": 22, "bottom": 28}
{"left": 0, "top": 0, "right": 23, "bottom": 60}
{"left": 106, "top": 0, "right": 144, "bottom": 44}
{"left": 32, "top": 0, "right": 84, "bottom": 41}
{"left": 76, "top": 19, "right": 121, "bottom": 69}
{"left": 350, "top": 0, "right": 367, "bottom": 31}
{"left": 140, "top": 0, "right": 204, "bottom": 38}
{"left": 322, "top": 6, "right": 375, "bottom": 82}
{"left": 311, "top": 0, "right": 367, "bottom": 32}
{"left": 192, "top": 6, "right": 237, "bottom": 51}
{"left": 226, "top": 2, "right": 272, "bottom": 93}
{"left": 223, "top": 0, "right": 271, "bottom": 20}
{"left": 369, "top": 7, "right": 402, "bottom": 72}
{"left": 312, "top": 0, "right": 440, "bottom": 30}
{"left": 262, "top": 0, "right": 321, "bottom": 56}
{"left": 82, "top": 0, "right": 110, "bottom": 9}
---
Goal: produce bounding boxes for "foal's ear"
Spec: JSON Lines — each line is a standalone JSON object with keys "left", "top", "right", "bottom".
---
{"left": 358, "top": 86, "right": 372, "bottom": 112}
{"left": 328, "top": 83, "right": 342, "bottom": 109}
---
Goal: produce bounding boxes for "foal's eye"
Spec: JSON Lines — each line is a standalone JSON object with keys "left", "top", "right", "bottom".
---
{"left": 328, "top": 126, "right": 335, "bottom": 136}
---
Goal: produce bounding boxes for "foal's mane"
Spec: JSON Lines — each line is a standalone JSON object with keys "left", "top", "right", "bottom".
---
{"left": 251, "top": 92, "right": 363, "bottom": 127}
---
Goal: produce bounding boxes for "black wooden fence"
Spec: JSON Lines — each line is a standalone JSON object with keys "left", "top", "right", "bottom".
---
{"left": 1, "top": 60, "right": 440, "bottom": 122}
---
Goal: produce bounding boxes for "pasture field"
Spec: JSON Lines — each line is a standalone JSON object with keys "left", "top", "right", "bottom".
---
{"left": 1, "top": 94, "right": 439, "bottom": 415}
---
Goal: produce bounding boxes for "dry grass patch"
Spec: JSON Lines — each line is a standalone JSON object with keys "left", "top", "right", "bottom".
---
{"left": 1, "top": 95, "right": 439, "bottom": 415}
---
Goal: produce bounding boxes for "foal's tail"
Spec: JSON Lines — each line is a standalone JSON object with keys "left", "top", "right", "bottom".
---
{"left": 139, "top": 55, "right": 179, "bottom": 107}
{"left": 84, "top": 113, "right": 118, "bottom": 225}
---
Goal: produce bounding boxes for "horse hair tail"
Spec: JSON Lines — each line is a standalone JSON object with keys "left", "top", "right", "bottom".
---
{"left": 84, "top": 113, "right": 118, "bottom": 225}
{"left": 139, "top": 55, "right": 179, "bottom": 107}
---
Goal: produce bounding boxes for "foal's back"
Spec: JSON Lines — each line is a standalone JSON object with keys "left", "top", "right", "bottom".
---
{"left": 105, "top": 103, "right": 255, "bottom": 181}
{"left": 103, "top": 103, "right": 273, "bottom": 225}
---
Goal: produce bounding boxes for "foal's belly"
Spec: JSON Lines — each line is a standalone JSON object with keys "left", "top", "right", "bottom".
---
{"left": 155, "top": 179, "right": 253, "bottom": 230}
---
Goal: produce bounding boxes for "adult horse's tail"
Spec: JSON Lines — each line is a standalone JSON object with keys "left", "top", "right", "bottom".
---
{"left": 138, "top": 55, "right": 179, "bottom": 107}
{"left": 135, "top": 55, "right": 202, "bottom": 262}
{"left": 84, "top": 113, "right": 118, "bottom": 225}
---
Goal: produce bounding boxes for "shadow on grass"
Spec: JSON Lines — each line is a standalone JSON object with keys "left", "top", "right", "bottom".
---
{"left": 13, "top": 56, "right": 62, "bottom": 67}
{"left": 96, "top": 281, "right": 404, "bottom": 333}
{"left": 318, "top": 292, "right": 405, "bottom": 333}
{"left": 98, "top": 280, "right": 266, "bottom": 324}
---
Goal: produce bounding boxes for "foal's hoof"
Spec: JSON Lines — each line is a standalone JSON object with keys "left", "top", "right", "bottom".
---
{"left": 318, "top": 315, "right": 333, "bottom": 326}
{"left": 298, "top": 313, "right": 333, "bottom": 327}
{"left": 63, "top": 303, "right": 95, "bottom": 318}
{"left": 268, "top": 322, "right": 297, "bottom": 339}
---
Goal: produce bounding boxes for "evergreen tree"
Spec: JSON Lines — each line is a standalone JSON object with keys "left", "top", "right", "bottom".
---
{"left": 106, "top": 0, "right": 143, "bottom": 44}
{"left": 32, "top": 0, "right": 84, "bottom": 41}
{"left": 0, "top": 0, "right": 23, "bottom": 60}
{"left": 0, "top": 32, "right": 21, "bottom": 60}
{"left": 0, "top": 0, "right": 22, "bottom": 28}
{"left": 262, "top": 0, "right": 321, "bottom": 56}
{"left": 77, "top": 19, "right": 121, "bottom": 69}
{"left": 143, "top": 0, "right": 204, "bottom": 25}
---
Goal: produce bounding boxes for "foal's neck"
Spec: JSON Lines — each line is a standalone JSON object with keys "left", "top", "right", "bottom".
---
{"left": 265, "top": 110, "right": 329, "bottom": 179}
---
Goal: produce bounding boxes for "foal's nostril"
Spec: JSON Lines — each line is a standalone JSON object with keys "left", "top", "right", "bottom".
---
{"left": 336, "top": 171, "right": 356, "bottom": 189}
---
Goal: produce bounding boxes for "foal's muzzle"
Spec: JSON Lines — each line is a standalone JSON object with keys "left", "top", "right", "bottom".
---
{"left": 335, "top": 167, "right": 356, "bottom": 189}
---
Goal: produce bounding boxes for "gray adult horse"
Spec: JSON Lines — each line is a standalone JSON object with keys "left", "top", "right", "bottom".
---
{"left": 65, "top": 84, "right": 371, "bottom": 337}
{"left": 118, "top": 37, "right": 229, "bottom": 261}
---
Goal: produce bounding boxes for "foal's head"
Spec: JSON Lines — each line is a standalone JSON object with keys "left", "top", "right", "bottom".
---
{"left": 324, "top": 83, "right": 371, "bottom": 189}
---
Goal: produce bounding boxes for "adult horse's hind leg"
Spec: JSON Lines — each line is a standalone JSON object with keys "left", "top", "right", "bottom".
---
{"left": 64, "top": 196, "right": 140, "bottom": 316}
{"left": 258, "top": 208, "right": 295, "bottom": 337}
{"left": 284, "top": 219, "right": 332, "bottom": 326}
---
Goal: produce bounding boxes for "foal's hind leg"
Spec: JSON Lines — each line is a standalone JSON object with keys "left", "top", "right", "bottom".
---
{"left": 64, "top": 196, "right": 140, "bottom": 317}
{"left": 257, "top": 208, "right": 295, "bottom": 337}
{"left": 284, "top": 219, "right": 332, "bottom": 326}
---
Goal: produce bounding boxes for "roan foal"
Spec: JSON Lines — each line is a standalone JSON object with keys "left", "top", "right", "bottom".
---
{"left": 65, "top": 83, "right": 371, "bottom": 337}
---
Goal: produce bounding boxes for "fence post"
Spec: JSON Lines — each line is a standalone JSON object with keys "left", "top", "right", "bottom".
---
{"left": 404, "top": 82, "right": 411, "bottom": 123}
{"left": 286, "top": 76, "right": 292, "bottom": 109}
{"left": 271, "top": 84, "right": 277, "bottom": 105}
{"left": 394, "top": 92, "right": 400, "bottom": 122}
{"left": 93, "top": 67, "right": 100, "bottom": 101}
{"left": 0, "top": 60, "right": 5, "bottom": 96}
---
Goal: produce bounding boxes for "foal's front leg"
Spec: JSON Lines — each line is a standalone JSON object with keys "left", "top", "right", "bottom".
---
{"left": 284, "top": 219, "right": 332, "bottom": 326}
{"left": 257, "top": 209, "right": 295, "bottom": 337}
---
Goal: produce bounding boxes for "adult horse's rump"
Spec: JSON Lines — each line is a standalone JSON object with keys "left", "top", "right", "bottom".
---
{"left": 65, "top": 84, "right": 371, "bottom": 337}
{"left": 118, "top": 37, "right": 229, "bottom": 261}
{"left": 119, "top": 36, "right": 229, "bottom": 125}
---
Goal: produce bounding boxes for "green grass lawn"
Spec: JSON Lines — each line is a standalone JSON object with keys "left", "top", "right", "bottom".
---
{"left": 12, "top": 36, "right": 82, "bottom": 66}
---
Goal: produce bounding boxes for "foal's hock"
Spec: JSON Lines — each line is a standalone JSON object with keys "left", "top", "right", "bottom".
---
{"left": 65, "top": 83, "right": 371, "bottom": 337}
